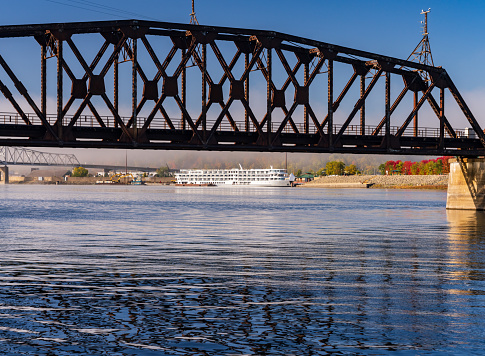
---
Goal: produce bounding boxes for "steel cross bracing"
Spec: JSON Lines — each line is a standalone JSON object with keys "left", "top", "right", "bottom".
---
{"left": 0, "top": 146, "right": 80, "bottom": 166}
{"left": 0, "top": 19, "right": 483, "bottom": 156}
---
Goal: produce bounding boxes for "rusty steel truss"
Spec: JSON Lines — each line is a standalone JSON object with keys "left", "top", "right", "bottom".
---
{"left": 0, "top": 19, "right": 484, "bottom": 156}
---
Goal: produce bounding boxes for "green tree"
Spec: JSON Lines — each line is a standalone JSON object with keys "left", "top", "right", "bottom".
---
{"left": 435, "top": 159, "right": 443, "bottom": 175}
{"left": 72, "top": 166, "right": 89, "bottom": 177}
{"left": 316, "top": 167, "right": 326, "bottom": 176}
{"left": 410, "top": 162, "right": 419, "bottom": 175}
{"left": 326, "top": 161, "right": 345, "bottom": 175}
{"left": 378, "top": 163, "right": 386, "bottom": 175}
{"left": 423, "top": 161, "right": 441, "bottom": 175}
{"left": 296, "top": 169, "right": 302, "bottom": 177}
{"left": 345, "top": 164, "right": 359, "bottom": 175}
{"left": 156, "top": 166, "right": 171, "bottom": 177}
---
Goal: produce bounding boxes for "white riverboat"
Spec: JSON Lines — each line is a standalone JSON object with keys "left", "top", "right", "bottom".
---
{"left": 175, "top": 165, "right": 291, "bottom": 187}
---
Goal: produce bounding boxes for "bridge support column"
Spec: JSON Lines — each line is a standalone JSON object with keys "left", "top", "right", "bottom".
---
{"left": 447, "top": 158, "right": 485, "bottom": 210}
{"left": 0, "top": 166, "right": 8, "bottom": 184}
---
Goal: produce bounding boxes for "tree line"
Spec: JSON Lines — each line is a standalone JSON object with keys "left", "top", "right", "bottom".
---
{"left": 295, "top": 156, "right": 452, "bottom": 177}
{"left": 378, "top": 157, "right": 452, "bottom": 175}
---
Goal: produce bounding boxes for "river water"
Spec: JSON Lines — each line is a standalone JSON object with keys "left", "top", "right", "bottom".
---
{"left": 0, "top": 185, "right": 484, "bottom": 355}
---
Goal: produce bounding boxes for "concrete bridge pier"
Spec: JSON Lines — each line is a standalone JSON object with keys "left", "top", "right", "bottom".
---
{"left": 447, "top": 158, "right": 485, "bottom": 210}
{"left": 0, "top": 166, "right": 8, "bottom": 184}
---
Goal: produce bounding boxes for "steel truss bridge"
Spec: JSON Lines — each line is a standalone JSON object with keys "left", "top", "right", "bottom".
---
{"left": 0, "top": 146, "right": 79, "bottom": 166}
{"left": 0, "top": 19, "right": 484, "bottom": 156}
{"left": 0, "top": 146, "right": 157, "bottom": 172}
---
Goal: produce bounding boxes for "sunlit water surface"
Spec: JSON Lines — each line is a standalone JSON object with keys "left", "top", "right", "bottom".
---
{"left": 1, "top": 185, "right": 485, "bottom": 355}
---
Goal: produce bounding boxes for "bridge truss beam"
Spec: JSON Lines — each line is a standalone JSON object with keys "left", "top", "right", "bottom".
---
{"left": 0, "top": 20, "right": 483, "bottom": 156}
{"left": 0, "top": 146, "right": 80, "bottom": 166}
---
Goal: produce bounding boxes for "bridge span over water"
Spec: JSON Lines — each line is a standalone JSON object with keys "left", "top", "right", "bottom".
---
{"left": 0, "top": 20, "right": 483, "bottom": 156}
{"left": 0, "top": 146, "right": 158, "bottom": 181}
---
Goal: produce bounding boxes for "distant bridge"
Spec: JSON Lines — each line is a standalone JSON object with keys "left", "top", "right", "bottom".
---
{"left": 0, "top": 146, "right": 158, "bottom": 172}
{"left": 0, "top": 146, "right": 79, "bottom": 167}
{"left": 0, "top": 20, "right": 483, "bottom": 156}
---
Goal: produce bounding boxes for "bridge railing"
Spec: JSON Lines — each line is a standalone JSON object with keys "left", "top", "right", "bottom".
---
{"left": 0, "top": 112, "right": 467, "bottom": 139}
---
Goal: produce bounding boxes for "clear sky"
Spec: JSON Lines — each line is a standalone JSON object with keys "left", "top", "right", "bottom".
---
{"left": 2, "top": 0, "right": 485, "bottom": 168}
{"left": 3, "top": 0, "right": 484, "bottom": 90}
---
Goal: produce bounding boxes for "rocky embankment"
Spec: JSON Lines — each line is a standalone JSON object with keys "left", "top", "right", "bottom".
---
{"left": 300, "top": 174, "right": 449, "bottom": 189}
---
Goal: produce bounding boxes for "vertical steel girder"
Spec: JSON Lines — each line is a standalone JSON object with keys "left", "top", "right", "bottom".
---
{"left": 0, "top": 20, "right": 481, "bottom": 155}
{"left": 413, "top": 91, "right": 418, "bottom": 137}
{"left": 327, "top": 59, "right": 334, "bottom": 147}
{"left": 440, "top": 88, "right": 444, "bottom": 149}
{"left": 132, "top": 38, "right": 137, "bottom": 130}
{"left": 385, "top": 71, "right": 391, "bottom": 149}
{"left": 41, "top": 45, "right": 47, "bottom": 117}
{"left": 56, "top": 39, "right": 63, "bottom": 135}
{"left": 181, "top": 48, "right": 186, "bottom": 130}
{"left": 266, "top": 48, "right": 272, "bottom": 145}
{"left": 360, "top": 75, "right": 365, "bottom": 135}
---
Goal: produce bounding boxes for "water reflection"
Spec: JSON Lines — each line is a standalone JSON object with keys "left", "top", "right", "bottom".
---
{"left": 1, "top": 186, "right": 485, "bottom": 354}
{"left": 447, "top": 209, "right": 485, "bottom": 284}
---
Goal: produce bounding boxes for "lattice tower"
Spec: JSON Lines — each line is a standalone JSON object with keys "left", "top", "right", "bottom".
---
{"left": 407, "top": 9, "right": 434, "bottom": 83}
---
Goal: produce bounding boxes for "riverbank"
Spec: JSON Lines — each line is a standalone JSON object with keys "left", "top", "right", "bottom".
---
{"left": 7, "top": 176, "right": 174, "bottom": 185}
{"left": 300, "top": 174, "right": 449, "bottom": 189}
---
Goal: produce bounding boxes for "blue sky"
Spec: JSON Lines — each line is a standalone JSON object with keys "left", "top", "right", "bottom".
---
{"left": 2, "top": 0, "right": 485, "bottom": 168}
{"left": 2, "top": 0, "right": 484, "bottom": 91}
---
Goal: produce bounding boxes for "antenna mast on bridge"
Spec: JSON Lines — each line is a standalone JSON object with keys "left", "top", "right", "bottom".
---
{"left": 190, "top": 0, "right": 199, "bottom": 25}
{"left": 407, "top": 8, "right": 434, "bottom": 82}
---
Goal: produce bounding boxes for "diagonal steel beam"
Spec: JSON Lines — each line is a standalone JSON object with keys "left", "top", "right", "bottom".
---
{"left": 100, "top": 92, "right": 132, "bottom": 141}
{"left": 210, "top": 42, "right": 236, "bottom": 82}
{"left": 217, "top": 49, "right": 241, "bottom": 86}
{"left": 173, "top": 38, "right": 198, "bottom": 78}
{"left": 424, "top": 91, "right": 456, "bottom": 138}
{"left": 206, "top": 97, "right": 235, "bottom": 143}
{"left": 142, "top": 36, "right": 177, "bottom": 81}
{"left": 141, "top": 94, "right": 166, "bottom": 130}
{"left": 0, "top": 53, "right": 59, "bottom": 141}
{"left": 306, "top": 57, "right": 326, "bottom": 87}
{"left": 174, "top": 94, "right": 204, "bottom": 143}
{"left": 0, "top": 79, "right": 32, "bottom": 125}
{"left": 240, "top": 98, "right": 264, "bottom": 136}
{"left": 445, "top": 73, "right": 485, "bottom": 147}
{"left": 271, "top": 101, "right": 299, "bottom": 145}
{"left": 373, "top": 85, "right": 410, "bottom": 135}
{"left": 87, "top": 101, "right": 106, "bottom": 128}
{"left": 275, "top": 48, "right": 299, "bottom": 87}
{"left": 396, "top": 84, "right": 435, "bottom": 136}
{"left": 255, "top": 56, "right": 299, "bottom": 133}
{"left": 65, "top": 38, "right": 110, "bottom": 124}
{"left": 320, "top": 71, "right": 358, "bottom": 129}
{"left": 240, "top": 44, "right": 263, "bottom": 81}
{"left": 67, "top": 35, "right": 127, "bottom": 129}
{"left": 306, "top": 104, "right": 325, "bottom": 137}
{"left": 191, "top": 46, "right": 214, "bottom": 86}
{"left": 334, "top": 69, "right": 383, "bottom": 144}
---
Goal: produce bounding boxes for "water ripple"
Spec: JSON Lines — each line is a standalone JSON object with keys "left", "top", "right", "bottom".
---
{"left": 0, "top": 185, "right": 484, "bottom": 354}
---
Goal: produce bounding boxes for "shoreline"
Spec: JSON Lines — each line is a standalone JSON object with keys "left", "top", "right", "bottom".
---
{"left": 299, "top": 174, "right": 448, "bottom": 190}
{"left": 5, "top": 174, "right": 449, "bottom": 190}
